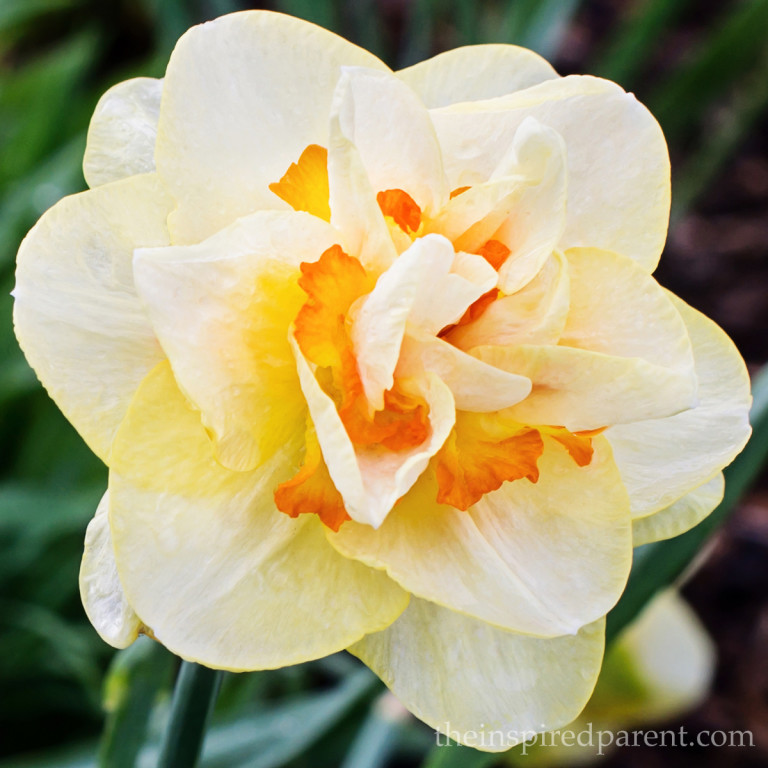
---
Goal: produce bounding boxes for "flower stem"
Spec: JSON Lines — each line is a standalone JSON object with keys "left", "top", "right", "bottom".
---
{"left": 158, "top": 661, "right": 223, "bottom": 768}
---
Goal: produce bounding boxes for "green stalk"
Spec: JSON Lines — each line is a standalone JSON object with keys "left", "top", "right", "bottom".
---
{"left": 157, "top": 661, "right": 223, "bottom": 768}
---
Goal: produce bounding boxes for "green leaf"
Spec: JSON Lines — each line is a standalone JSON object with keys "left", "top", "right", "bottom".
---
{"left": 0, "top": 0, "right": 77, "bottom": 38}
{"left": 497, "top": 0, "right": 583, "bottom": 58}
{"left": 339, "top": 691, "right": 408, "bottom": 768}
{"left": 606, "top": 363, "right": 768, "bottom": 644}
{"left": 273, "top": 0, "right": 339, "bottom": 32}
{"left": 421, "top": 741, "right": 498, "bottom": 768}
{"left": 98, "top": 639, "right": 176, "bottom": 768}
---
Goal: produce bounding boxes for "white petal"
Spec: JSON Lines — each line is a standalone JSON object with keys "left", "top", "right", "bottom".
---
{"left": 13, "top": 173, "right": 172, "bottom": 461}
{"left": 83, "top": 77, "right": 163, "bottom": 187}
{"left": 133, "top": 210, "right": 338, "bottom": 472}
{"left": 79, "top": 491, "right": 141, "bottom": 648}
{"left": 154, "top": 11, "right": 388, "bottom": 244}
{"left": 632, "top": 474, "right": 724, "bottom": 547}
{"left": 292, "top": 336, "right": 454, "bottom": 528}
{"left": 351, "top": 600, "right": 605, "bottom": 752}
{"left": 397, "top": 44, "right": 558, "bottom": 108}
{"left": 332, "top": 66, "right": 448, "bottom": 215}
{"left": 432, "top": 76, "right": 669, "bottom": 271}
{"left": 607, "top": 295, "right": 751, "bottom": 517}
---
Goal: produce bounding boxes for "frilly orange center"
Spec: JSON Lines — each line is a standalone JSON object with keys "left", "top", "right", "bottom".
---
{"left": 271, "top": 145, "right": 600, "bottom": 530}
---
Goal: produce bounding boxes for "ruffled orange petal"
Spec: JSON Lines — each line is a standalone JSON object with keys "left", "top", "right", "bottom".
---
{"left": 269, "top": 144, "right": 331, "bottom": 221}
{"left": 377, "top": 188, "right": 422, "bottom": 234}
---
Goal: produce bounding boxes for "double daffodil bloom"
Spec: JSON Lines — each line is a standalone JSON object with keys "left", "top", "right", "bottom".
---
{"left": 13, "top": 11, "right": 751, "bottom": 751}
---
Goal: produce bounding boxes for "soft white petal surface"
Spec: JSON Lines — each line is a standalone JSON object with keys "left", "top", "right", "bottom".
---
{"left": 134, "top": 210, "right": 338, "bottom": 472}
{"left": 79, "top": 492, "right": 140, "bottom": 648}
{"left": 397, "top": 44, "right": 558, "bottom": 108}
{"left": 607, "top": 296, "right": 752, "bottom": 517}
{"left": 351, "top": 600, "right": 605, "bottom": 751}
{"left": 13, "top": 173, "right": 172, "bottom": 461}
{"left": 292, "top": 337, "right": 455, "bottom": 528}
{"left": 108, "top": 362, "right": 409, "bottom": 671}
{"left": 83, "top": 77, "right": 163, "bottom": 187}
{"left": 632, "top": 474, "right": 724, "bottom": 547}
{"left": 154, "top": 11, "right": 388, "bottom": 243}
{"left": 331, "top": 437, "right": 631, "bottom": 636}
{"left": 333, "top": 66, "right": 448, "bottom": 215}
{"left": 431, "top": 75, "right": 670, "bottom": 271}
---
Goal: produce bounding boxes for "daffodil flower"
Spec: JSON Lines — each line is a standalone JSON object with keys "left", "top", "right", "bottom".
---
{"left": 13, "top": 11, "right": 751, "bottom": 751}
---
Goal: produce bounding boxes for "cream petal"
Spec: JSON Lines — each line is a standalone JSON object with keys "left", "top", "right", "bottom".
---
{"left": 154, "top": 11, "right": 388, "bottom": 244}
{"left": 83, "top": 77, "right": 163, "bottom": 188}
{"left": 632, "top": 474, "right": 724, "bottom": 547}
{"left": 108, "top": 362, "right": 409, "bottom": 671}
{"left": 476, "top": 344, "right": 696, "bottom": 432}
{"left": 447, "top": 250, "right": 569, "bottom": 349}
{"left": 331, "top": 437, "right": 631, "bottom": 636}
{"left": 332, "top": 66, "right": 448, "bottom": 215}
{"left": 561, "top": 248, "right": 695, "bottom": 376}
{"left": 133, "top": 210, "right": 338, "bottom": 473}
{"left": 350, "top": 600, "right": 605, "bottom": 752}
{"left": 79, "top": 491, "right": 141, "bottom": 649}
{"left": 607, "top": 296, "right": 751, "bottom": 517}
{"left": 397, "top": 44, "right": 558, "bottom": 109}
{"left": 13, "top": 173, "right": 173, "bottom": 461}
{"left": 406, "top": 240, "right": 498, "bottom": 337}
{"left": 292, "top": 335, "right": 454, "bottom": 528}
{"left": 398, "top": 334, "right": 531, "bottom": 412}
{"left": 431, "top": 76, "right": 669, "bottom": 271}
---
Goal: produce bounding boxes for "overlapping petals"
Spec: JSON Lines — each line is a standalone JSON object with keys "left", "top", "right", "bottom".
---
{"left": 13, "top": 10, "right": 752, "bottom": 752}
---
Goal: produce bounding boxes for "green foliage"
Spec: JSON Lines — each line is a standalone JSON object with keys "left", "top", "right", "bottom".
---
{"left": 1, "top": 1, "right": 766, "bottom": 766}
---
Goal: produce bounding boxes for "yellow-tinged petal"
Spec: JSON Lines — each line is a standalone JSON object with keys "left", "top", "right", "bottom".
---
{"left": 330, "top": 436, "right": 631, "bottom": 636}
{"left": 79, "top": 492, "right": 141, "bottom": 649}
{"left": 397, "top": 43, "right": 558, "bottom": 109}
{"left": 431, "top": 75, "right": 669, "bottom": 271}
{"left": 476, "top": 344, "right": 696, "bottom": 432}
{"left": 133, "top": 210, "right": 338, "bottom": 473}
{"left": 350, "top": 600, "right": 606, "bottom": 752}
{"left": 607, "top": 295, "right": 752, "bottom": 517}
{"left": 13, "top": 173, "right": 172, "bottom": 461}
{"left": 632, "top": 474, "right": 724, "bottom": 548}
{"left": 447, "top": 250, "right": 569, "bottom": 349}
{"left": 154, "top": 11, "right": 389, "bottom": 244}
{"left": 292, "top": 333, "right": 455, "bottom": 528}
{"left": 83, "top": 77, "right": 163, "bottom": 188}
{"left": 331, "top": 66, "right": 448, "bottom": 216}
{"left": 108, "top": 362, "right": 409, "bottom": 670}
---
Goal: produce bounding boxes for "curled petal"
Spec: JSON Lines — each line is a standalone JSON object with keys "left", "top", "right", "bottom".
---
{"left": 83, "top": 77, "right": 163, "bottom": 187}
{"left": 79, "top": 492, "right": 141, "bottom": 648}
{"left": 351, "top": 600, "right": 605, "bottom": 752}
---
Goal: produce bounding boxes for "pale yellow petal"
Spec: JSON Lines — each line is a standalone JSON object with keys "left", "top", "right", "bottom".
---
{"left": 13, "top": 173, "right": 173, "bottom": 461}
{"left": 431, "top": 76, "right": 669, "bottom": 271}
{"left": 79, "top": 492, "right": 140, "bottom": 649}
{"left": 83, "top": 77, "right": 162, "bottom": 187}
{"left": 398, "top": 334, "right": 531, "bottom": 412}
{"left": 133, "top": 210, "right": 338, "bottom": 472}
{"left": 350, "top": 600, "right": 605, "bottom": 752}
{"left": 154, "top": 11, "right": 388, "bottom": 244}
{"left": 292, "top": 336, "right": 455, "bottom": 528}
{"left": 475, "top": 344, "right": 696, "bottom": 432}
{"left": 108, "top": 362, "right": 408, "bottom": 671}
{"left": 332, "top": 66, "right": 448, "bottom": 215}
{"left": 331, "top": 437, "right": 631, "bottom": 636}
{"left": 447, "top": 250, "right": 569, "bottom": 349}
{"left": 397, "top": 44, "right": 558, "bottom": 108}
{"left": 607, "top": 296, "right": 751, "bottom": 517}
{"left": 632, "top": 474, "right": 724, "bottom": 547}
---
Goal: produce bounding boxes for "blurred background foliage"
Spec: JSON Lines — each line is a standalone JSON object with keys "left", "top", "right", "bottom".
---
{"left": 1, "top": 1, "right": 767, "bottom": 766}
